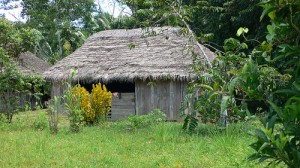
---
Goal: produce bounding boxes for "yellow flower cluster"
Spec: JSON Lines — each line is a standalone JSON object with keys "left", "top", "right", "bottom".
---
{"left": 72, "top": 85, "right": 95, "bottom": 123}
{"left": 91, "top": 83, "right": 112, "bottom": 120}
{"left": 71, "top": 83, "right": 112, "bottom": 124}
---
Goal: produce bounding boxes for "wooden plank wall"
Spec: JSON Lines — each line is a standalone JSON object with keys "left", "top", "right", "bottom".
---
{"left": 111, "top": 93, "right": 135, "bottom": 120}
{"left": 49, "top": 80, "right": 187, "bottom": 121}
{"left": 135, "top": 80, "right": 187, "bottom": 120}
{"left": 0, "top": 92, "right": 37, "bottom": 111}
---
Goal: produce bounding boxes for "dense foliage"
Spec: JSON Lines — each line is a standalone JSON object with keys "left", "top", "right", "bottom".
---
{"left": 118, "top": 0, "right": 299, "bottom": 166}
{"left": 249, "top": 0, "right": 300, "bottom": 167}
{"left": 1, "top": 0, "right": 128, "bottom": 63}
{"left": 0, "top": 18, "right": 46, "bottom": 122}
{"left": 118, "top": 0, "right": 267, "bottom": 48}
{"left": 127, "top": 108, "right": 166, "bottom": 130}
{"left": 1, "top": 0, "right": 299, "bottom": 166}
{"left": 20, "top": 0, "right": 96, "bottom": 62}
{"left": 0, "top": 18, "right": 41, "bottom": 58}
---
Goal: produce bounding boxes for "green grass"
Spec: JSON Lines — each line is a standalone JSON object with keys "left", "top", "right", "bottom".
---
{"left": 0, "top": 111, "right": 263, "bottom": 168}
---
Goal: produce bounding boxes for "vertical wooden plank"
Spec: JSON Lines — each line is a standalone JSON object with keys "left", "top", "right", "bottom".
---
{"left": 134, "top": 80, "right": 189, "bottom": 120}
{"left": 176, "top": 81, "right": 185, "bottom": 120}
{"left": 140, "top": 81, "right": 146, "bottom": 115}
{"left": 136, "top": 80, "right": 150, "bottom": 115}
{"left": 169, "top": 81, "right": 174, "bottom": 120}
{"left": 158, "top": 81, "right": 169, "bottom": 119}
{"left": 150, "top": 85, "right": 154, "bottom": 110}
{"left": 135, "top": 82, "right": 138, "bottom": 115}
{"left": 172, "top": 81, "right": 179, "bottom": 120}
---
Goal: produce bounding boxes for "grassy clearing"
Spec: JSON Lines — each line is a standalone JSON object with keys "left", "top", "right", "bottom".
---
{"left": 0, "top": 111, "right": 263, "bottom": 168}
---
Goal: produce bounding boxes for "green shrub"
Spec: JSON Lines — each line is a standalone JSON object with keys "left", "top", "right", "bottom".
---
{"left": 127, "top": 109, "right": 166, "bottom": 130}
{"left": 65, "top": 83, "right": 83, "bottom": 133}
{"left": 146, "top": 109, "right": 166, "bottom": 123}
{"left": 250, "top": 82, "right": 300, "bottom": 167}
{"left": 127, "top": 115, "right": 148, "bottom": 129}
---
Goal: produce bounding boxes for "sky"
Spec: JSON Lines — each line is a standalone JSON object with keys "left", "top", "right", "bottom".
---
{"left": 0, "top": 0, "right": 131, "bottom": 22}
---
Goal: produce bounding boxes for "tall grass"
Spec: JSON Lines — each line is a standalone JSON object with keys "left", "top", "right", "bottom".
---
{"left": 0, "top": 112, "right": 263, "bottom": 167}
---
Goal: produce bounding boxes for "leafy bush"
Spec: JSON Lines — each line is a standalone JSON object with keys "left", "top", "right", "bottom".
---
{"left": 182, "top": 38, "right": 249, "bottom": 131}
{"left": 249, "top": 0, "right": 300, "bottom": 167}
{"left": 182, "top": 31, "right": 290, "bottom": 133}
{"left": 146, "top": 109, "right": 166, "bottom": 123}
{"left": 250, "top": 82, "right": 300, "bottom": 167}
{"left": 127, "top": 109, "right": 166, "bottom": 130}
{"left": 127, "top": 115, "right": 147, "bottom": 129}
{"left": 0, "top": 50, "right": 24, "bottom": 122}
{"left": 0, "top": 19, "right": 46, "bottom": 122}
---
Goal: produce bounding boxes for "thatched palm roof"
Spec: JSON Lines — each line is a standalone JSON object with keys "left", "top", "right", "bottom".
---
{"left": 17, "top": 52, "right": 51, "bottom": 75}
{"left": 44, "top": 27, "right": 215, "bottom": 82}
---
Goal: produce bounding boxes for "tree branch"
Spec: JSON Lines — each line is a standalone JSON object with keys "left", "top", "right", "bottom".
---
{"left": 170, "top": 5, "right": 213, "bottom": 68}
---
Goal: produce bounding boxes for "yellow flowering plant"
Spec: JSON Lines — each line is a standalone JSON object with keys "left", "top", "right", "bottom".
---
{"left": 71, "top": 83, "right": 112, "bottom": 125}
{"left": 72, "top": 85, "right": 95, "bottom": 124}
{"left": 91, "top": 83, "right": 112, "bottom": 122}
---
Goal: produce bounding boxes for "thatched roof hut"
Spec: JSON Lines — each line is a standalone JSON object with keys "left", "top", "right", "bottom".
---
{"left": 17, "top": 52, "right": 51, "bottom": 75}
{"left": 44, "top": 27, "right": 215, "bottom": 120}
{"left": 44, "top": 27, "right": 214, "bottom": 82}
{"left": 0, "top": 52, "right": 50, "bottom": 111}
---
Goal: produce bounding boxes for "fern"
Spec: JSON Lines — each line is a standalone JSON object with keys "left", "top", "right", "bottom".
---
{"left": 183, "top": 114, "right": 198, "bottom": 133}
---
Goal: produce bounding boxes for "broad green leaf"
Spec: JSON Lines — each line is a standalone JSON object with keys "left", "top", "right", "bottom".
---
{"left": 266, "top": 115, "right": 277, "bottom": 130}
{"left": 236, "top": 27, "right": 249, "bottom": 37}
{"left": 256, "top": 129, "right": 269, "bottom": 142}
{"left": 236, "top": 27, "right": 244, "bottom": 37}
{"left": 268, "top": 11, "right": 276, "bottom": 20}
{"left": 260, "top": 6, "right": 275, "bottom": 21}
{"left": 258, "top": 142, "right": 270, "bottom": 152}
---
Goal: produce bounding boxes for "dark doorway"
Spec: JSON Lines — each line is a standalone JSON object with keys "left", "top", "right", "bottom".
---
{"left": 79, "top": 81, "right": 135, "bottom": 93}
{"left": 106, "top": 81, "right": 135, "bottom": 93}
